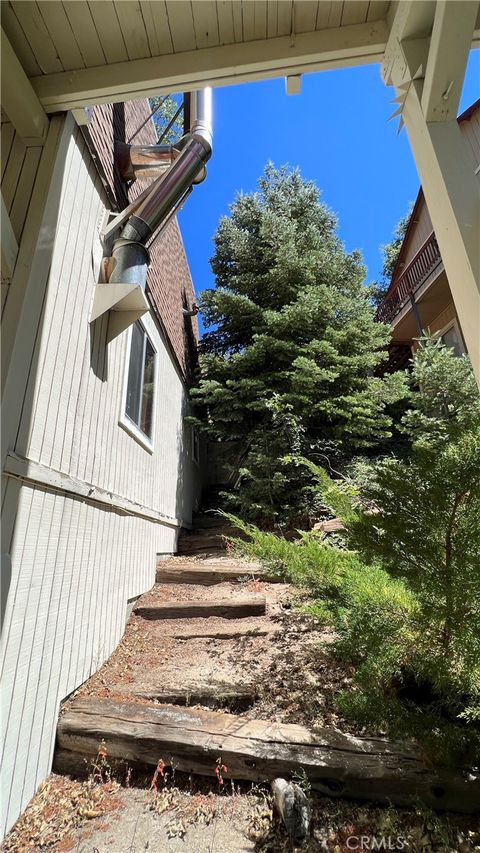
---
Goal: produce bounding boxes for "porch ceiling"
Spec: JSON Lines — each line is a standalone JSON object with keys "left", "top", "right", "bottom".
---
{"left": 3, "top": 1, "right": 480, "bottom": 114}
{"left": 3, "top": 2, "right": 391, "bottom": 75}
{"left": 2, "top": 0, "right": 394, "bottom": 110}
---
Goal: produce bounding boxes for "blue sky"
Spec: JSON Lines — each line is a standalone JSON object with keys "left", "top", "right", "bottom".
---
{"left": 178, "top": 54, "right": 479, "bottom": 330}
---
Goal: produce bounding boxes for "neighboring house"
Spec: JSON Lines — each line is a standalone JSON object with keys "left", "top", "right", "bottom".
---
{"left": 377, "top": 99, "right": 480, "bottom": 371}
{"left": 1, "top": 98, "right": 202, "bottom": 836}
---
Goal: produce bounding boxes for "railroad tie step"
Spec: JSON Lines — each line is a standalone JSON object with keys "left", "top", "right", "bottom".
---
{"left": 155, "top": 561, "right": 278, "bottom": 586}
{"left": 134, "top": 596, "right": 266, "bottom": 620}
{"left": 134, "top": 681, "right": 256, "bottom": 712}
{"left": 54, "top": 696, "right": 480, "bottom": 814}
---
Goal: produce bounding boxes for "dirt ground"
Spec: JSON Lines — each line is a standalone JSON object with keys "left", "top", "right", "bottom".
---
{"left": 5, "top": 771, "right": 480, "bottom": 852}
{"left": 4, "top": 555, "right": 480, "bottom": 852}
{"left": 67, "top": 567, "right": 353, "bottom": 732}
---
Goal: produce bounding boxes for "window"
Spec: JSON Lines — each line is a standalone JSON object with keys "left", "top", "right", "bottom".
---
{"left": 122, "top": 322, "right": 156, "bottom": 445}
{"left": 441, "top": 323, "right": 466, "bottom": 357}
{"left": 191, "top": 426, "right": 200, "bottom": 465}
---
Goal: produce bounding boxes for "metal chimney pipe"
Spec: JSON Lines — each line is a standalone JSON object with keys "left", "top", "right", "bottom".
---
{"left": 115, "top": 141, "right": 179, "bottom": 181}
{"left": 109, "top": 88, "right": 212, "bottom": 288}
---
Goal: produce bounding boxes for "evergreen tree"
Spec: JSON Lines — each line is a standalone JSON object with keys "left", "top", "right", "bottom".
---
{"left": 148, "top": 94, "right": 184, "bottom": 143}
{"left": 342, "top": 339, "right": 480, "bottom": 696}
{"left": 192, "top": 165, "right": 406, "bottom": 522}
{"left": 370, "top": 205, "right": 412, "bottom": 307}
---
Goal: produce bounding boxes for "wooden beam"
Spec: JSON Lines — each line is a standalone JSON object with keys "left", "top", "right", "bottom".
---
{"left": 135, "top": 681, "right": 256, "bottom": 711}
{"left": 134, "top": 596, "right": 266, "bottom": 620}
{"left": 30, "top": 21, "right": 389, "bottom": 112}
{"left": 1, "top": 27, "right": 48, "bottom": 144}
{"left": 1, "top": 194, "right": 18, "bottom": 281}
{"left": 155, "top": 559, "right": 277, "bottom": 585}
{"left": 54, "top": 696, "right": 480, "bottom": 813}
{"left": 384, "top": 0, "right": 436, "bottom": 74}
{"left": 3, "top": 451, "right": 184, "bottom": 529}
{"left": 421, "top": 1, "right": 479, "bottom": 121}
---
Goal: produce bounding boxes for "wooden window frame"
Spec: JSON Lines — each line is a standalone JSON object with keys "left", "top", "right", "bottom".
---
{"left": 438, "top": 319, "right": 467, "bottom": 357}
{"left": 119, "top": 320, "right": 157, "bottom": 453}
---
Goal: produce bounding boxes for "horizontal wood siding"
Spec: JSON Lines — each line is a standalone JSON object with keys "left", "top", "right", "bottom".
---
{"left": 1, "top": 122, "right": 200, "bottom": 836}
{"left": 461, "top": 106, "right": 480, "bottom": 166}
{"left": 398, "top": 196, "right": 433, "bottom": 271}
{"left": 411, "top": 301, "right": 457, "bottom": 351}
{"left": 428, "top": 301, "right": 457, "bottom": 336}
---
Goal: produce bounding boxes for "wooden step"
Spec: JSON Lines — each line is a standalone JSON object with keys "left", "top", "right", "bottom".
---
{"left": 54, "top": 697, "right": 480, "bottom": 814}
{"left": 134, "top": 596, "right": 266, "bottom": 620}
{"left": 178, "top": 534, "right": 228, "bottom": 554}
{"left": 190, "top": 516, "right": 232, "bottom": 529}
{"left": 135, "top": 681, "right": 256, "bottom": 711}
{"left": 155, "top": 562, "right": 277, "bottom": 585}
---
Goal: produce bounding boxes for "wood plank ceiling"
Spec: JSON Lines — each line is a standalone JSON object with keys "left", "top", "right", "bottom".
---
{"left": 2, "top": 1, "right": 392, "bottom": 76}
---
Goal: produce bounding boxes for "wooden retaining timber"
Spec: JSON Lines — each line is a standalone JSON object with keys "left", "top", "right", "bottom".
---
{"left": 134, "top": 597, "right": 266, "bottom": 620}
{"left": 188, "top": 516, "right": 232, "bottom": 529}
{"left": 178, "top": 533, "right": 228, "bottom": 554}
{"left": 135, "top": 681, "right": 256, "bottom": 711}
{"left": 177, "top": 522, "right": 249, "bottom": 556}
{"left": 54, "top": 698, "right": 480, "bottom": 813}
{"left": 155, "top": 561, "right": 279, "bottom": 586}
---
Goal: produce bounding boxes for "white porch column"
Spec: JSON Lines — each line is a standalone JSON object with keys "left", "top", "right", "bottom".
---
{"left": 1, "top": 27, "right": 49, "bottom": 145}
{"left": 402, "top": 82, "right": 479, "bottom": 379}
{"left": 383, "top": 1, "right": 480, "bottom": 382}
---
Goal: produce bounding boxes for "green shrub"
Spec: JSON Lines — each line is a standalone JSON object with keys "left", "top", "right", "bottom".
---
{"left": 226, "top": 509, "right": 480, "bottom": 762}
{"left": 225, "top": 511, "right": 419, "bottom": 692}
{"left": 223, "top": 511, "right": 364, "bottom": 598}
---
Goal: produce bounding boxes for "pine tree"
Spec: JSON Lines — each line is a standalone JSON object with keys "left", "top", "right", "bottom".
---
{"left": 192, "top": 164, "right": 406, "bottom": 522}
{"left": 370, "top": 205, "right": 413, "bottom": 307}
{"left": 343, "top": 339, "right": 480, "bottom": 695}
{"left": 148, "top": 94, "right": 184, "bottom": 143}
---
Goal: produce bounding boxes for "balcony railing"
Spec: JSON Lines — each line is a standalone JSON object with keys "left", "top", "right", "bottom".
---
{"left": 376, "top": 232, "right": 442, "bottom": 324}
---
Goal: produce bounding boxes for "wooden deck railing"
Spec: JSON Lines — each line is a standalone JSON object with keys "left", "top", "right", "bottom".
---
{"left": 376, "top": 232, "right": 442, "bottom": 324}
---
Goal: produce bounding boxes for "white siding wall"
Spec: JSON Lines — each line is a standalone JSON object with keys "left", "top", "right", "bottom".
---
{"left": 1, "top": 122, "right": 199, "bottom": 835}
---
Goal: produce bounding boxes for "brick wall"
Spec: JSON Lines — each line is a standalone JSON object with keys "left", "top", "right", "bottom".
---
{"left": 86, "top": 99, "right": 198, "bottom": 379}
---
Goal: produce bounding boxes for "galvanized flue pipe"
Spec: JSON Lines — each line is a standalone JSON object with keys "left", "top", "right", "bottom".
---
{"left": 109, "top": 88, "right": 212, "bottom": 288}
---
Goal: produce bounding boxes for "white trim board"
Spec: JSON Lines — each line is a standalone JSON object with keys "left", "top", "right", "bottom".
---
{"left": 3, "top": 452, "right": 186, "bottom": 529}
{"left": 31, "top": 21, "right": 389, "bottom": 111}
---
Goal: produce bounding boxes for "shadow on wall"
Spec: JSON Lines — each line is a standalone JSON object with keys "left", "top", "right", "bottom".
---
{"left": 112, "top": 102, "right": 128, "bottom": 209}
{"left": 1, "top": 120, "right": 72, "bottom": 632}
{"left": 89, "top": 314, "right": 109, "bottom": 382}
{"left": 182, "top": 285, "right": 199, "bottom": 381}
{"left": 174, "top": 394, "right": 202, "bottom": 530}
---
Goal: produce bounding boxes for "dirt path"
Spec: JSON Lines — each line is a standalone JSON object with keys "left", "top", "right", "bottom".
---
{"left": 6, "top": 550, "right": 480, "bottom": 851}
{"left": 69, "top": 554, "right": 340, "bottom": 726}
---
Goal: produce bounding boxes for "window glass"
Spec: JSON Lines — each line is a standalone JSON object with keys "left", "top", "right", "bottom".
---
{"left": 140, "top": 338, "right": 155, "bottom": 437}
{"left": 441, "top": 325, "right": 466, "bottom": 357}
{"left": 125, "top": 323, "right": 156, "bottom": 439}
{"left": 125, "top": 322, "right": 144, "bottom": 424}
